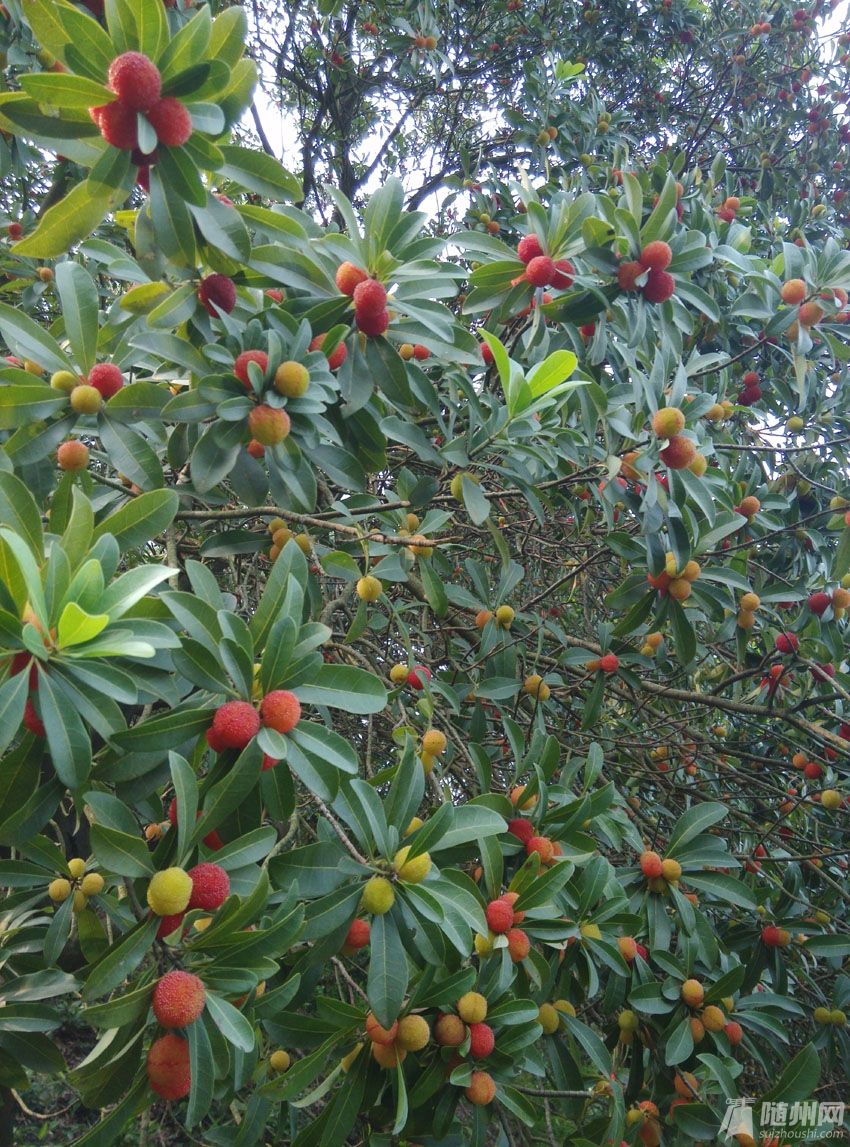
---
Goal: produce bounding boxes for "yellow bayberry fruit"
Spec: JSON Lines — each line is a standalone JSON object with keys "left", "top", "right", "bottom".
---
{"left": 356, "top": 575, "right": 382, "bottom": 602}
{"left": 495, "top": 604, "right": 515, "bottom": 628}
{"left": 48, "top": 878, "right": 72, "bottom": 903}
{"left": 50, "top": 369, "right": 78, "bottom": 392}
{"left": 392, "top": 846, "right": 431, "bottom": 883}
{"left": 421, "top": 729, "right": 447, "bottom": 755}
{"left": 146, "top": 867, "right": 193, "bottom": 916}
{"left": 274, "top": 360, "right": 310, "bottom": 397}
{"left": 538, "top": 1003, "right": 559, "bottom": 1034}
{"left": 457, "top": 991, "right": 488, "bottom": 1023}
{"left": 389, "top": 663, "right": 408, "bottom": 684}
{"left": 67, "top": 858, "right": 86, "bottom": 879}
{"left": 361, "top": 876, "right": 395, "bottom": 915}
{"left": 269, "top": 1049, "right": 291, "bottom": 1072}
{"left": 396, "top": 1014, "right": 430, "bottom": 1051}
{"left": 554, "top": 999, "right": 576, "bottom": 1016}
{"left": 80, "top": 872, "right": 104, "bottom": 897}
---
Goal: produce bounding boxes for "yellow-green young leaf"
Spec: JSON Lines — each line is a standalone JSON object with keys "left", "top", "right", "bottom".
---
{"left": 119, "top": 282, "right": 172, "bottom": 315}
{"left": 209, "top": 5, "right": 249, "bottom": 66}
{"left": 57, "top": 603, "right": 109, "bottom": 649}
{"left": 12, "top": 182, "right": 119, "bottom": 259}
{"left": 527, "top": 350, "right": 578, "bottom": 398}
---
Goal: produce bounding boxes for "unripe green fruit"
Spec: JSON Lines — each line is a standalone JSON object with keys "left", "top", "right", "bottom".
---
{"left": 451, "top": 472, "right": 478, "bottom": 500}
{"left": 813, "top": 1006, "right": 832, "bottom": 1024}
{"left": 70, "top": 384, "right": 102, "bottom": 414}
{"left": 618, "top": 1009, "right": 639, "bottom": 1032}
{"left": 51, "top": 370, "right": 78, "bottom": 392}
{"left": 787, "top": 416, "right": 804, "bottom": 432}
{"left": 829, "top": 1008, "right": 846, "bottom": 1026}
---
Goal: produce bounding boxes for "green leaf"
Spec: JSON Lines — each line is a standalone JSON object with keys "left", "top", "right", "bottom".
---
{"left": 217, "top": 145, "right": 302, "bottom": 200}
{"left": 82, "top": 916, "right": 159, "bottom": 1000}
{"left": 186, "top": 1016, "right": 215, "bottom": 1128}
{"left": 763, "top": 1042, "right": 820, "bottom": 1102}
{"left": 367, "top": 912, "right": 408, "bottom": 1028}
{"left": 36, "top": 668, "right": 91, "bottom": 788}
{"left": 293, "top": 665, "right": 387, "bottom": 715}
{"left": 0, "top": 303, "right": 73, "bottom": 375}
{"left": 664, "top": 1015, "right": 694, "bottom": 1065}
{"left": 92, "top": 489, "right": 179, "bottom": 551}
{"left": 0, "top": 672, "right": 29, "bottom": 757}
{"left": 562, "top": 1014, "right": 611, "bottom": 1075}
{"left": 666, "top": 802, "right": 728, "bottom": 856}
{"left": 205, "top": 991, "right": 256, "bottom": 1052}
{"left": 0, "top": 472, "right": 43, "bottom": 557}
{"left": 57, "top": 603, "right": 109, "bottom": 649}
{"left": 684, "top": 871, "right": 756, "bottom": 909}
{"left": 89, "top": 824, "right": 154, "bottom": 877}
{"left": 13, "top": 181, "right": 120, "bottom": 258}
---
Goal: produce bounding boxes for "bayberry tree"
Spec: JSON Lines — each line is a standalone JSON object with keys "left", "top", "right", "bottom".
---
{"left": 0, "top": 1, "right": 849, "bottom": 1146}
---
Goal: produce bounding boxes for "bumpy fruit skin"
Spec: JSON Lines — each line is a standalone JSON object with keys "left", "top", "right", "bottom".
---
{"left": 681, "top": 978, "right": 704, "bottom": 1008}
{"left": 248, "top": 405, "right": 290, "bottom": 446}
{"left": 355, "top": 308, "right": 389, "bottom": 336}
{"left": 525, "top": 254, "right": 555, "bottom": 286}
{"left": 396, "top": 1014, "right": 430, "bottom": 1051}
{"left": 57, "top": 440, "right": 89, "bottom": 472}
{"left": 48, "top": 878, "right": 71, "bottom": 902}
{"left": 51, "top": 370, "right": 79, "bottom": 392}
{"left": 639, "top": 850, "right": 663, "bottom": 878}
{"left": 108, "top": 52, "right": 161, "bottom": 111}
{"left": 701, "top": 1004, "right": 725, "bottom": 1032}
{"left": 434, "top": 1013, "right": 466, "bottom": 1046}
{"left": 352, "top": 278, "right": 388, "bottom": 317}
{"left": 659, "top": 435, "right": 696, "bottom": 469}
{"left": 538, "top": 1003, "right": 559, "bottom": 1034}
{"left": 198, "top": 274, "right": 236, "bottom": 316}
{"left": 342, "top": 918, "right": 370, "bottom": 954}
{"left": 70, "top": 384, "right": 103, "bottom": 414}
{"left": 643, "top": 268, "right": 675, "bottom": 303}
{"left": 274, "top": 360, "right": 310, "bottom": 397}
{"left": 92, "top": 101, "right": 138, "bottom": 149}
{"left": 157, "top": 913, "right": 185, "bottom": 940}
{"left": 618, "top": 936, "right": 638, "bottom": 961}
{"left": 457, "top": 991, "right": 488, "bottom": 1023}
{"left": 774, "top": 632, "right": 799, "bottom": 654}
{"left": 269, "top": 1049, "right": 291, "bottom": 1072}
{"left": 69, "top": 859, "right": 86, "bottom": 879}
{"left": 781, "top": 278, "right": 807, "bottom": 304}
{"left": 234, "top": 350, "right": 268, "bottom": 387}
{"left": 618, "top": 1009, "right": 639, "bottom": 1033}
{"left": 88, "top": 362, "right": 123, "bottom": 399}
{"left": 389, "top": 663, "right": 408, "bottom": 684}
{"left": 421, "top": 729, "right": 447, "bottom": 755}
{"left": 724, "top": 1020, "right": 743, "bottom": 1044}
{"left": 187, "top": 863, "right": 230, "bottom": 911}
{"left": 550, "top": 259, "right": 575, "bottom": 289}
{"left": 599, "top": 653, "right": 619, "bottom": 673}
{"left": 673, "top": 1071, "right": 699, "bottom": 1099}
{"left": 211, "top": 700, "right": 260, "bottom": 750}
{"left": 407, "top": 665, "right": 431, "bottom": 690}
{"left": 526, "top": 835, "right": 554, "bottom": 863}
{"left": 335, "top": 262, "right": 369, "bottom": 295}
{"left": 147, "top": 1034, "right": 191, "bottom": 1100}
{"left": 640, "top": 240, "right": 672, "bottom": 271}
{"left": 393, "top": 846, "right": 431, "bottom": 883}
{"left": 495, "top": 604, "right": 515, "bottom": 628}
{"left": 660, "top": 858, "right": 682, "bottom": 882}
{"left": 651, "top": 407, "right": 685, "bottom": 438}
{"left": 517, "top": 234, "right": 544, "bottom": 263}
{"left": 365, "top": 1013, "right": 398, "bottom": 1045}
{"left": 821, "top": 789, "right": 842, "bottom": 810}
{"left": 361, "top": 875, "right": 395, "bottom": 915}
{"left": 310, "top": 333, "right": 347, "bottom": 370}
{"left": 761, "top": 925, "right": 790, "bottom": 948}
{"left": 80, "top": 872, "right": 104, "bottom": 896}
{"left": 507, "top": 817, "right": 533, "bottom": 843}
{"left": 485, "top": 899, "right": 514, "bottom": 934}
{"left": 147, "top": 97, "right": 192, "bottom": 147}
{"left": 152, "top": 970, "right": 206, "bottom": 1028}
{"left": 465, "top": 1070, "right": 496, "bottom": 1105}
{"left": 618, "top": 260, "right": 646, "bottom": 291}
{"left": 356, "top": 575, "right": 382, "bottom": 602}
{"left": 147, "top": 868, "right": 193, "bottom": 916}
{"left": 468, "top": 1020, "right": 495, "bottom": 1056}
{"left": 260, "top": 690, "right": 301, "bottom": 734}
{"left": 371, "top": 1042, "right": 405, "bottom": 1067}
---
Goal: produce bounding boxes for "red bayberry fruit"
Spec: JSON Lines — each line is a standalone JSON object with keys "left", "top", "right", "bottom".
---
{"left": 88, "top": 363, "right": 123, "bottom": 399}
{"left": 517, "top": 234, "right": 544, "bottom": 263}
{"left": 187, "top": 862, "right": 230, "bottom": 911}
{"left": 807, "top": 592, "right": 831, "bottom": 616}
{"left": 310, "top": 333, "right": 348, "bottom": 370}
{"left": 352, "top": 278, "right": 388, "bottom": 316}
{"left": 210, "top": 701, "right": 260, "bottom": 750}
{"left": 342, "top": 918, "right": 370, "bottom": 952}
{"left": 599, "top": 653, "right": 619, "bottom": 673}
{"left": 618, "top": 260, "right": 646, "bottom": 291}
{"left": 146, "top": 97, "right": 193, "bottom": 147}
{"left": 550, "top": 259, "right": 575, "bottom": 289}
{"left": 643, "top": 268, "right": 675, "bottom": 303}
{"left": 92, "top": 101, "right": 138, "bottom": 150}
{"left": 507, "top": 818, "right": 534, "bottom": 843}
{"left": 468, "top": 1022, "right": 495, "bottom": 1058}
{"left": 639, "top": 240, "right": 672, "bottom": 271}
{"left": 336, "top": 262, "right": 368, "bottom": 295}
{"left": 355, "top": 308, "right": 390, "bottom": 336}
{"left": 199, "top": 274, "right": 237, "bottom": 316}
{"left": 147, "top": 1034, "right": 191, "bottom": 1100}
{"left": 407, "top": 665, "right": 431, "bottom": 690}
{"left": 775, "top": 632, "right": 799, "bottom": 654}
{"left": 485, "top": 899, "right": 514, "bottom": 934}
{"left": 233, "top": 350, "right": 268, "bottom": 387}
{"left": 152, "top": 970, "right": 206, "bottom": 1028}
{"left": 107, "top": 52, "right": 161, "bottom": 111}
{"left": 260, "top": 690, "right": 302, "bottom": 734}
{"left": 525, "top": 255, "right": 555, "bottom": 287}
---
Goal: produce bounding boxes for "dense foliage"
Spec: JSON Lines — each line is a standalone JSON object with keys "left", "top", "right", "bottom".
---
{"left": 0, "top": 1, "right": 849, "bottom": 1145}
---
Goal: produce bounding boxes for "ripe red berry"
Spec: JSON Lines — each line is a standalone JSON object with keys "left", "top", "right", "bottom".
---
{"left": 803, "top": 761, "right": 823, "bottom": 779}
{"left": 146, "top": 98, "right": 193, "bottom": 148}
{"left": 480, "top": 342, "right": 494, "bottom": 364}
{"left": 57, "top": 440, "right": 89, "bottom": 472}
{"left": 599, "top": 653, "right": 619, "bottom": 673}
{"left": 260, "top": 690, "right": 302, "bottom": 734}
{"left": 88, "top": 363, "right": 123, "bottom": 399}
{"left": 485, "top": 899, "right": 514, "bottom": 934}
{"left": 210, "top": 700, "right": 260, "bottom": 750}
{"left": 738, "top": 386, "right": 762, "bottom": 405}
{"left": 352, "top": 278, "right": 388, "bottom": 317}
{"left": 760, "top": 925, "right": 788, "bottom": 948}
{"left": 526, "top": 835, "right": 554, "bottom": 863}
{"left": 248, "top": 405, "right": 290, "bottom": 446}
{"left": 107, "top": 52, "right": 161, "bottom": 112}
{"left": 152, "top": 970, "right": 206, "bottom": 1028}
{"left": 413, "top": 344, "right": 430, "bottom": 360}
{"left": 525, "top": 255, "right": 556, "bottom": 287}
{"left": 407, "top": 665, "right": 431, "bottom": 690}
{"left": 506, "top": 818, "right": 534, "bottom": 843}
{"left": 233, "top": 350, "right": 268, "bottom": 387}
{"left": 187, "top": 862, "right": 230, "bottom": 911}
{"left": 643, "top": 268, "right": 675, "bottom": 303}
{"left": 807, "top": 592, "right": 831, "bottom": 616}
{"left": 198, "top": 274, "right": 237, "bottom": 316}
{"left": 639, "top": 850, "right": 663, "bottom": 878}
{"left": 310, "top": 333, "right": 348, "bottom": 370}
{"left": 355, "top": 308, "right": 390, "bottom": 336}
{"left": 23, "top": 698, "right": 45, "bottom": 736}
{"left": 517, "top": 234, "right": 544, "bottom": 263}
{"left": 147, "top": 1034, "right": 191, "bottom": 1100}
{"left": 468, "top": 1021, "right": 495, "bottom": 1058}
{"left": 618, "top": 260, "right": 646, "bottom": 291}
{"left": 156, "top": 913, "right": 184, "bottom": 940}
{"left": 91, "top": 101, "right": 138, "bottom": 150}
{"left": 742, "top": 371, "right": 760, "bottom": 386}
{"left": 335, "top": 262, "right": 368, "bottom": 295}
{"left": 7, "top": 222, "right": 22, "bottom": 240}
{"left": 247, "top": 440, "right": 265, "bottom": 458}
{"left": 639, "top": 240, "right": 672, "bottom": 271}
{"left": 550, "top": 259, "right": 575, "bottom": 289}
{"left": 775, "top": 632, "right": 799, "bottom": 655}
{"left": 343, "top": 918, "right": 370, "bottom": 951}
